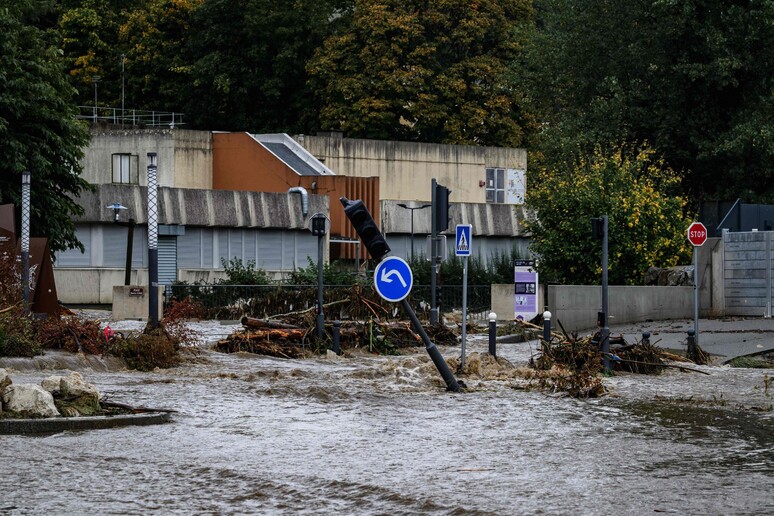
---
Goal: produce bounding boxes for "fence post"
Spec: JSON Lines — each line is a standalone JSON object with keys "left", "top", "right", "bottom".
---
{"left": 488, "top": 312, "right": 497, "bottom": 358}
{"left": 686, "top": 329, "right": 696, "bottom": 356}
{"left": 642, "top": 332, "right": 651, "bottom": 346}
{"left": 333, "top": 320, "right": 341, "bottom": 355}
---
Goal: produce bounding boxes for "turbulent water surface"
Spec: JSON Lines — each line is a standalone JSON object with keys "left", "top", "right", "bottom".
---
{"left": 2, "top": 320, "right": 773, "bottom": 515}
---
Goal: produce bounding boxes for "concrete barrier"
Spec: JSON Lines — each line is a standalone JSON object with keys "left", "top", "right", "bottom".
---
{"left": 111, "top": 285, "right": 164, "bottom": 321}
{"left": 548, "top": 285, "right": 693, "bottom": 332}
{"left": 490, "top": 284, "right": 544, "bottom": 322}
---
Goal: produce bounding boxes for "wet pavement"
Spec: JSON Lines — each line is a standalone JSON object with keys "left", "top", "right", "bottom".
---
{"left": 586, "top": 317, "right": 774, "bottom": 362}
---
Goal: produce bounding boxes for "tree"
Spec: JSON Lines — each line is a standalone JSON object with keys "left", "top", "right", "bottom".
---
{"left": 0, "top": 2, "right": 91, "bottom": 253}
{"left": 525, "top": 140, "right": 692, "bottom": 285}
{"left": 307, "top": 0, "right": 534, "bottom": 146}
{"left": 522, "top": 0, "right": 774, "bottom": 204}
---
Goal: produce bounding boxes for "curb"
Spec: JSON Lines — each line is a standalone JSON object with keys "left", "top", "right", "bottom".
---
{"left": 0, "top": 411, "right": 172, "bottom": 435}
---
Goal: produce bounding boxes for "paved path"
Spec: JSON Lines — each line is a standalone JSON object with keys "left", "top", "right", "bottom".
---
{"left": 576, "top": 317, "right": 774, "bottom": 363}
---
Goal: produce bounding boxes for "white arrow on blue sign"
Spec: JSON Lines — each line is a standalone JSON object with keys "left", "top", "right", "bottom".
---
{"left": 455, "top": 224, "right": 472, "bottom": 256}
{"left": 373, "top": 256, "right": 414, "bottom": 302}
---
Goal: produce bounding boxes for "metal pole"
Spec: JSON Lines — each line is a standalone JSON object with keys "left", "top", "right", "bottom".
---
{"left": 147, "top": 153, "right": 159, "bottom": 328}
{"left": 317, "top": 232, "right": 324, "bottom": 341}
{"left": 461, "top": 255, "right": 468, "bottom": 368}
{"left": 121, "top": 54, "right": 125, "bottom": 123}
{"left": 410, "top": 209, "right": 415, "bottom": 262}
{"left": 488, "top": 312, "right": 497, "bottom": 358}
{"left": 21, "top": 171, "right": 31, "bottom": 314}
{"left": 430, "top": 179, "right": 438, "bottom": 324}
{"left": 693, "top": 245, "right": 699, "bottom": 344}
{"left": 124, "top": 219, "right": 135, "bottom": 286}
{"left": 333, "top": 320, "right": 341, "bottom": 355}
{"left": 401, "top": 298, "right": 460, "bottom": 392}
{"left": 601, "top": 215, "right": 610, "bottom": 372}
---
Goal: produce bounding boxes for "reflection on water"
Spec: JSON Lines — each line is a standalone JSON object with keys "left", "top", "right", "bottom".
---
{"left": 3, "top": 335, "right": 773, "bottom": 515}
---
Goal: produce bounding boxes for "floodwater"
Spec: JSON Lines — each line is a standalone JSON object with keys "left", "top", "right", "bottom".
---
{"left": 2, "top": 320, "right": 773, "bottom": 515}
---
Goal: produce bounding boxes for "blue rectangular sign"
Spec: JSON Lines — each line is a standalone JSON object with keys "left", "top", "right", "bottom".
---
{"left": 455, "top": 224, "right": 472, "bottom": 256}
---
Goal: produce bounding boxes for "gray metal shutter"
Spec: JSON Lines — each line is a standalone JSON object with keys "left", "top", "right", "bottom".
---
{"left": 177, "top": 228, "right": 201, "bottom": 268}
{"left": 158, "top": 236, "right": 178, "bottom": 286}
{"left": 55, "top": 225, "right": 91, "bottom": 266}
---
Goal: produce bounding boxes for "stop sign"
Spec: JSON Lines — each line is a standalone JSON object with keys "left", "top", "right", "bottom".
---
{"left": 687, "top": 221, "right": 708, "bottom": 246}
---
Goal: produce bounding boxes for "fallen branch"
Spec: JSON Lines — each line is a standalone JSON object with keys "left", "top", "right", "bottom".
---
{"left": 610, "top": 356, "right": 710, "bottom": 375}
{"left": 266, "top": 299, "right": 349, "bottom": 320}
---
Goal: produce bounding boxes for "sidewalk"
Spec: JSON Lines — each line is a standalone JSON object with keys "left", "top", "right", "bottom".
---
{"left": 580, "top": 317, "right": 774, "bottom": 362}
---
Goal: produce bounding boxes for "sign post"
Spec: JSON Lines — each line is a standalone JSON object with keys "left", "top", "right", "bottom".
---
{"left": 456, "top": 224, "right": 472, "bottom": 368}
{"left": 687, "top": 221, "right": 708, "bottom": 344}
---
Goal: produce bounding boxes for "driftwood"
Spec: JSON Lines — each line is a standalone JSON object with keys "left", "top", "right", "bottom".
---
{"left": 241, "top": 316, "right": 301, "bottom": 330}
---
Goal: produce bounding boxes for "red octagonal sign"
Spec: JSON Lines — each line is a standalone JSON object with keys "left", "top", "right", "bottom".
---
{"left": 687, "top": 221, "right": 708, "bottom": 246}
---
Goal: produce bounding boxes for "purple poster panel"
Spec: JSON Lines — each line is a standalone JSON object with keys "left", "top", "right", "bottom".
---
{"left": 514, "top": 269, "right": 538, "bottom": 321}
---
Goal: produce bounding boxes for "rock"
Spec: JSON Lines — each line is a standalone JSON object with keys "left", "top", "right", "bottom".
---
{"left": 55, "top": 372, "right": 101, "bottom": 416}
{"left": 3, "top": 384, "right": 60, "bottom": 417}
{"left": 60, "top": 372, "right": 100, "bottom": 400}
{"left": 41, "top": 375, "right": 63, "bottom": 394}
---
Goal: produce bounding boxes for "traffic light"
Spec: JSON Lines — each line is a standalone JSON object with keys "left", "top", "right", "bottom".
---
{"left": 591, "top": 217, "right": 603, "bottom": 239}
{"left": 435, "top": 184, "right": 451, "bottom": 231}
{"left": 340, "top": 197, "right": 391, "bottom": 261}
{"left": 311, "top": 214, "right": 327, "bottom": 236}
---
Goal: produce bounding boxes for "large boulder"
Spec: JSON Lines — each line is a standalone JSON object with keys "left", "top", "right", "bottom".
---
{"left": 41, "top": 372, "right": 101, "bottom": 416}
{"left": 0, "top": 368, "right": 11, "bottom": 415}
{"left": 2, "top": 384, "right": 60, "bottom": 418}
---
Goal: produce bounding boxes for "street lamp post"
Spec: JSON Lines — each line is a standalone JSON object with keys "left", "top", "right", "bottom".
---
{"left": 107, "top": 203, "right": 135, "bottom": 286}
{"left": 397, "top": 202, "right": 431, "bottom": 262}
{"left": 21, "top": 171, "right": 31, "bottom": 314}
{"left": 92, "top": 76, "right": 101, "bottom": 122}
{"left": 147, "top": 153, "right": 159, "bottom": 328}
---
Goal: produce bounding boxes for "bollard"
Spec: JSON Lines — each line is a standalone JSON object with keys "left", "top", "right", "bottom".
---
{"left": 542, "top": 310, "right": 552, "bottom": 344}
{"left": 333, "top": 320, "right": 341, "bottom": 355}
{"left": 642, "top": 332, "right": 651, "bottom": 346}
{"left": 686, "top": 328, "right": 696, "bottom": 356}
{"left": 488, "top": 312, "right": 497, "bottom": 358}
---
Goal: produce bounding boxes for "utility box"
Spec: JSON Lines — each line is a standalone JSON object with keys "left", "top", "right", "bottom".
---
{"left": 112, "top": 285, "right": 164, "bottom": 321}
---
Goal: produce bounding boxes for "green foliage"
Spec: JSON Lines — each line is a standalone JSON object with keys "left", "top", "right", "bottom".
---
{"left": 0, "top": 310, "right": 40, "bottom": 358}
{"left": 0, "top": 1, "right": 91, "bottom": 253}
{"left": 218, "top": 258, "right": 271, "bottom": 286}
{"left": 526, "top": 141, "right": 692, "bottom": 285}
{"left": 106, "top": 330, "right": 181, "bottom": 371}
{"left": 408, "top": 246, "right": 525, "bottom": 286}
{"left": 522, "top": 0, "right": 774, "bottom": 203}
{"left": 287, "top": 257, "right": 364, "bottom": 286}
{"left": 307, "top": 0, "right": 534, "bottom": 146}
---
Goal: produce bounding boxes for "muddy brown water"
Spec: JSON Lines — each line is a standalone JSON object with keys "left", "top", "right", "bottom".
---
{"left": 2, "top": 329, "right": 773, "bottom": 515}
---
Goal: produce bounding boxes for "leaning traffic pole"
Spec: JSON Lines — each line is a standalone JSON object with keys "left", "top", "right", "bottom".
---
{"left": 340, "top": 196, "right": 460, "bottom": 392}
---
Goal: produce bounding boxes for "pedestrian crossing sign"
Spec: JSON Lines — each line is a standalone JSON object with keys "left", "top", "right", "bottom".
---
{"left": 455, "top": 224, "right": 472, "bottom": 256}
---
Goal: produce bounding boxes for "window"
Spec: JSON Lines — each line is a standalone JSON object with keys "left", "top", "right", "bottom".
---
{"left": 486, "top": 168, "right": 505, "bottom": 203}
{"left": 486, "top": 167, "right": 526, "bottom": 204}
{"left": 112, "top": 153, "right": 137, "bottom": 184}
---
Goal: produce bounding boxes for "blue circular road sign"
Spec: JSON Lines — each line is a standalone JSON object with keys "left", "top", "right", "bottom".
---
{"left": 373, "top": 256, "right": 413, "bottom": 302}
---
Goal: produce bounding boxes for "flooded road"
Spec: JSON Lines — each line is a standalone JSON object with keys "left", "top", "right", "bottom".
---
{"left": 2, "top": 323, "right": 773, "bottom": 515}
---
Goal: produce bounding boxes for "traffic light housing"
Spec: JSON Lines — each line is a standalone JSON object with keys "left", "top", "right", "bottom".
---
{"left": 591, "top": 217, "right": 603, "bottom": 239}
{"left": 340, "top": 197, "right": 391, "bottom": 261}
{"left": 311, "top": 214, "right": 327, "bottom": 236}
{"left": 435, "top": 184, "right": 451, "bottom": 231}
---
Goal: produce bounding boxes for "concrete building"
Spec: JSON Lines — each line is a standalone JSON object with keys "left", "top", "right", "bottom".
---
{"left": 54, "top": 127, "right": 530, "bottom": 304}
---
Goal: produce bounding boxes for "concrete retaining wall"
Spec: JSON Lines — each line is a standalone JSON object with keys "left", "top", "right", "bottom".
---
{"left": 490, "top": 284, "right": 544, "bottom": 322}
{"left": 111, "top": 285, "right": 164, "bottom": 321}
{"left": 547, "top": 285, "right": 693, "bottom": 332}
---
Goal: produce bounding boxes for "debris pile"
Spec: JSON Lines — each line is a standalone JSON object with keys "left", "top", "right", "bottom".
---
{"left": 214, "top": 316, "right": 459, "bottom": 357}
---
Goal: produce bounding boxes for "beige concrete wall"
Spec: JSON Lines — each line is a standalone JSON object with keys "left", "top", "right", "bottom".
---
{"left": 295, "top": 135, "right": 526, "bottom": 204}
{"left": 81, "top": 128, "right": 212, "bottom": 189}
{"left": 111, "top": 285, "right": 164, "bottom": 321}
{"left": 55, "top": 268, "right": 149, "bottom": 304}
{"left": 547, "top": 285, "right": 694, "bottom": 332}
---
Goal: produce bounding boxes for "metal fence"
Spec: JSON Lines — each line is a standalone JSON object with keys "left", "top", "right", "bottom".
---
{"left": 167, "top": 283, "right": 492, "bottom": 321}
{"left": 77, "top": 106, "right": 185, "bottom": 127}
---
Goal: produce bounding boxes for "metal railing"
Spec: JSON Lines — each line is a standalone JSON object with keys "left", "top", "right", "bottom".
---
{"left": 167, "top": 283, "right": 492, "bottom": 322}
{"left": 77, "top": 106, "right": 185, "bottom": 127}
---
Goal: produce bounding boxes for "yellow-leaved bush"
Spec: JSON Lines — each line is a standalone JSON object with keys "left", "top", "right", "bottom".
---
{"left": 526, "top": 143, "right": 692, "bottom": 285}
